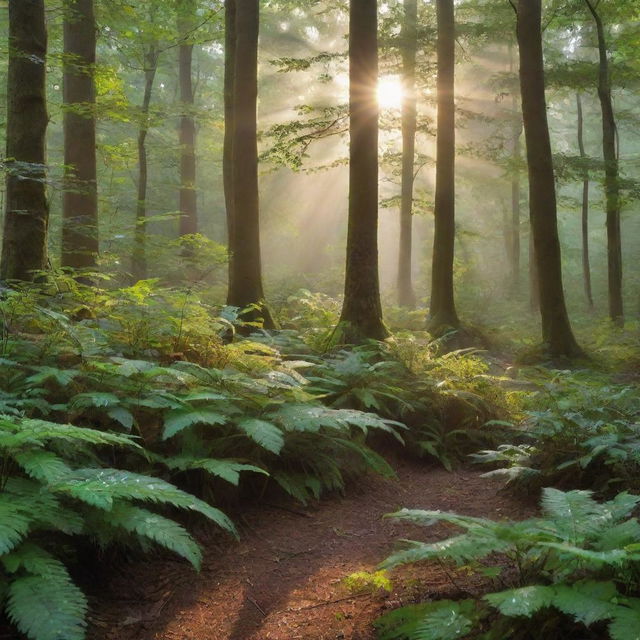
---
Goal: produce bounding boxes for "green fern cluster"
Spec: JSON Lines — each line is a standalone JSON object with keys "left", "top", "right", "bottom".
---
{"left": 471, "top": 370, "right": 640, "bottom": 493}
{"left": 0, "top": 414, "right": 236, "bottom": 640}
{"left": 376, "top": 488, "right": 640, "bottom": 640}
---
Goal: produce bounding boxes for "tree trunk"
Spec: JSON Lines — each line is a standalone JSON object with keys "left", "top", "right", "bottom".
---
{"left": 223, "top": 0, "right": 236, "bottom": 250}
{"left": 576, "top": 92, "right": 594, "bottom": 310}
{"left": 225, "top": 0, "right": 274, "bottom": 328}
{"left": 131, "top": 47, "right": 159, "bottom": 282}
{"left": 177, "top": 0, "right": 197, "bottom": 237}
{"left": 337, "top": 0, "right": 387, "bottom": 342}
{"left": 1, "top": 0, "right": 49, "bottom": 281}
{"left": 585, "top": 0, "right": 623, "bottom": 325}
{"left": 62, "top": 0, "right": 98, "bottom": 271}
{"left": 529, "top": 231, "right": 539, "bottom": 312}
{"left": 517, "top": 0, "right": 582, "bottom": 357}
{"left": 509, "top": 46, "right": 521, "bottom": 291}
{"left": 397, "top": 0, "right": 417, "bottom": 309}
{"left": 428, "top": 0, "right": 459, "bottom": 332}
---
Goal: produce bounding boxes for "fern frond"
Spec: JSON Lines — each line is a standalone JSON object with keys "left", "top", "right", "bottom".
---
{"left": 609, "top": 600, "right": 640, "bottom": 640}
{"left": 163, "top": 408, "right": 227, "bottom": 440}
{"left": 6, "top": 560, "right": 87, "bottom": 640}
{"left": 12, "top": 450, "right": 71, "bottom": 484}
{"left": 103, "top": 503, "right": 203, "bottom": 569}
{"left": 0, "top": 417, "right": 142, "bottom": 451}
{"left": 236, "top": 418, "right": 285, "bottom": 454}
{"left": 485, "top": 585, "right": 556, "bottom": 617}
{"left": 0, "top": 495, "right": 32, "bottom": 554}
{"left": 552, "top": 581, "right": 618, "bottom": 626}
{"left": 165, "top": 456, "right": 268, "bottom": 485}
{"left": 51, "top": 468, "right": 237, "bottom": 536}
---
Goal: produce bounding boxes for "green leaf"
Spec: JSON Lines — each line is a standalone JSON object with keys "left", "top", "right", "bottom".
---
{"left": 412, "top": 600, "right": 475, "bottom": 640}
{"left": 7, "top": 572, "right": 87, "bottom": 640}
{"left": 0, "top": 495, "right": 32, "bottom": 554}
{"left": 553, "top": 581, "right": 619, "bottom": 626}
{"left": 237, "top": 418, "right": 285, "bottom": 454}
{"left": 163, "top": 408, "right": 227, "bottom": 440}
{"left": 167, "top": 456, "right": 268, "bottom": 485}
{"left": 609, "top": 600, "right": 640, "bottom": 640}
{"left": 105, "top": 503, "right": 203, "bottom": 569}
{"left": 51, "top": 468, "right": 237, "bottom": 536}
{"left": 12, "top": 450, "right": 71, "bottom": 484}
{"left": 71, "top": 392, "right": 121, "bottom": 409}
{"left": 485, "top": 586, "right": 555, "bottom": 617}
{"left": 106, "top": 406, "right": 135, "bottom": 430}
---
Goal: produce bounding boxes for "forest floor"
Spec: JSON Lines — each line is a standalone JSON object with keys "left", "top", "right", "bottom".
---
{"left": 89, "top": 457, "right": 534, "bottom": 640}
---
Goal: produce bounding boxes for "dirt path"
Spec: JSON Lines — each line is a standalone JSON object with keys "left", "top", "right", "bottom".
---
{"left": 90, "top": 458, "right": 533, "bottom": 640}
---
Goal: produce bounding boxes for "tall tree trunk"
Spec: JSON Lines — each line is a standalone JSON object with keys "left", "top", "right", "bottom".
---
{"left": 62, "top": 0, "right": 98, "bottom": 271}
{"left": 397, "top": 0, "right": 417, "bottom": 309}
{"left": 131, "top": 46, "right": 159, "bottom": 282}
{"left": 223, "top": 0, "right": 236, "bottom": 251}
{"left": 225, "top": 0, "right": 274, "bottom": 327}
{"left": 509, "top": 46, "right": 521, "bottom": 291}
{"left": 177, "top": 0, "right": 197, "bottom": 237}
{"left": 576, "top": 92, "right": 594, "bottom": 310}
{"left": 338, "top": 0, "right": 387, "bottom": 342}
{"left": 1, "top": 0, "right": 49, "bottom": 281}
{"left": 517, "top": 0, "right": 582, "bottom": 357}
{"left": 528, "top": 231, "right": 539, "bottom": 312}
{"left": 585, "top": 0, "right": 623, "bottom": 325}
{"left": 428, "top": 0, "right": 459, "bottom": 332}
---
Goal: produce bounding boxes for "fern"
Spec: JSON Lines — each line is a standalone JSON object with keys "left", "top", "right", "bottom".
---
{"left": 4, "top": 544, "right": 87, "bottom": 640}
{"left": 378, "top": 488, "right": 640, "bottom": 640}
{"left": 97, "top": 503, "right": 203, "bottom": 569}
{"left": 163, "top": 408, "right": 228, "bottom": 440}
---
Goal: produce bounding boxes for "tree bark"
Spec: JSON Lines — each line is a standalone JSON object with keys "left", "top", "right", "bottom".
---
{"left": 517, "top": 0, "right": 582, "bottom": 357}
{"left": 131, "top": 46, "right": 159, "bottom": 282}
{"left": 62, "top": 0, "right": 98, "bottom": 271}
{"left": 177, "top": 0, "right": 198, "bottom": 237}
{"left": 225, "top": 0, "right": 274, "bottom": 328}
{"left": 585, "top": 0, "right": 623, "bottom": 325}
{"left": 338, "top": 0, "right": 387, "bottom": 342}
{"left": 576, "top": 92, "right": 594, "bottom": 310}
{"left": 508, "top": 46, "right": 521, "bottom": 291}
{"left": 1, "top": 0, "right": 49, "bottom": 281}
{"left": 397, "top": 0, "right": 417, "bottom": 309}
{"left": 428, "top": 0, "right": 459, "bottom": 332}
{"left": 223, "top": 0, "right": 236, "bottom": 251}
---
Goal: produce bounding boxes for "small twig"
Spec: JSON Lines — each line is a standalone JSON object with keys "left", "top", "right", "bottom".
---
{"left": 248, "top": 597, "right": 266, "bottom": 617}
{"left": 293, "top": 592, "right": 370, "bottom": 611}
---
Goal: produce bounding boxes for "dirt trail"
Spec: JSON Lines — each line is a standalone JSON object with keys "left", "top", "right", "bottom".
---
{"left": 90, "top": 459, "right": 533, "bottom": 640}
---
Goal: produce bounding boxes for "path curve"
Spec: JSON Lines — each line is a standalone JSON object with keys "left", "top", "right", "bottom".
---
{"left": 90, "top": 458, "right": 532, "bottom": 640}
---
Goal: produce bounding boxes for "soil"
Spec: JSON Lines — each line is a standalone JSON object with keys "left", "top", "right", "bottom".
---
{"left": 89, "top": 457, "right": 533, "bottom": 640}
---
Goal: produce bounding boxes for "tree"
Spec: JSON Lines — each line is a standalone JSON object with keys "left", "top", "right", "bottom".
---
{"left": 576, "top": 91, "right": 594, "bottom": 310}
{"left": 516, "top": 0, "right": 582, "bottom": 357}
{"left": 225, "top": 0, "right": 274, "bottom": 327}
{"left": 177, "top": 0, "right": 198, "bottom": 238}
{"left": 336, "top": 0, "right": 387, "bottom": 342}
{"left": 508, "top": 45, "right": 522, "bottom": 292}
{"left": 428, "top": 0, "right": 459, "bottom": 332}
{"left": 584, "top": 0, "right": 623, "bottom": 325}
{"left": 62, "top": 0, "right": 99, "bottom": 272}
{"left": 397, "top": 0, "right": 418, "bottom": 309}
{"left": 223, "top": 0, "right": 236, "bottom": 249}
{"left": 1, "top": 0, "right": 49, "bottom": 281}
{"left": 131, "top": 40, "right": 160, "bottom": 282}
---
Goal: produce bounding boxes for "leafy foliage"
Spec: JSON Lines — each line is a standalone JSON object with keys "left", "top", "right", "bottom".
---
{"left": 471, "top": 370, "right": 640, "bottom": 493}
{"left": 377, "top": 488, "right": 640, "bottom": 640}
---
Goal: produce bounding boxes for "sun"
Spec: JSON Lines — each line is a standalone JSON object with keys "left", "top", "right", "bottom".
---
{"left": 377, "top": 75, "right": 404, "bottom": 110}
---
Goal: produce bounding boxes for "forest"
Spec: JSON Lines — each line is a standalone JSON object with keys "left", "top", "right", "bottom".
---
{"left": 0, "top": 0, "right": 639, "bottom": 638}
